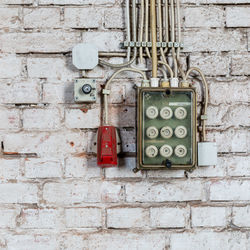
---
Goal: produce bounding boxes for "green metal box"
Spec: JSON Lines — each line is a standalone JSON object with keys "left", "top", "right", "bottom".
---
{"left": 137, "top": 87, "right": 197, "bottom": 170}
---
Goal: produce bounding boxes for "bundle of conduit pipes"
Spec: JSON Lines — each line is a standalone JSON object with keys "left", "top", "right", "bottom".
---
{"left": 97, "top": 0, "right": 208, "bottom": 167}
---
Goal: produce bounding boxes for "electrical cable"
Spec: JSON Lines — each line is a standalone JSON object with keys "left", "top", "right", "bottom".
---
{"left": 145, "top": 0, "right": 151, "bottom": 58}
{"left": 99, "top": 0, "right": 137, "bottom": 68}
{"left": 139, "top": 0, "right": 145, "bottom": 63}
{"left": 103, "top": 68, "right": 148, "bottom": 125}
{"left": 185, "top": 67, "right": 208, "bottom": 142}
{"left": 150, "top": 0, "right": 158, "bottom": 77}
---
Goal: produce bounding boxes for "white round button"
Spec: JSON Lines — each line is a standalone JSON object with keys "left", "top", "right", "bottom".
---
{"left": 160, "top": 145, "right": 173, "bottom": 158}
{"left": 160, "top": 107, "right": 173, "bottom": 120}
{"left": 146, "top": 126, "right": 159, "bottom": 139}
{"left": 175, "top": 126, "right": 187, "bottom": 138}
{"left": 175, "top": 145, "right": 187, "bottom": 158}
{"left": 146, "top": 106, "right": 158, "bottom": 119}
{"left": 174, "top": 107, "right": 187, "bottom": 120}
{"left": 145, "top": 145, "right": 158, "bottom": 158}
{"left": 160, "top": 126, "right": 173, "bottom": 139}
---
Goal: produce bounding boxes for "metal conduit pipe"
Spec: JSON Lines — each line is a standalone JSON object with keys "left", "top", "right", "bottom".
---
{"left": 150, "top": 0, "right": 158, "bottom": 78}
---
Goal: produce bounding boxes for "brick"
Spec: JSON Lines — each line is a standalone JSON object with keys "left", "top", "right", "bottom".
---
{"left": 65, "top": 207, "right": 102, "bottom": 228}
{"left": 3, "top": 132, "right": 87, "bottom": 157}
{"left": 233, "top": 206, "right": 250, "bottom": 227}
{"left": 23, "top": 108, "right": 62, "bottom": 130}
{"left": 0, "top": 55, "right": 22, "bottom": 79}
{"left": 64, "top": 157, "right": 101, "bottom": 179}
{"left": 109, "top": 82, "right": 126, "bottom": 104}
{"left": 226, "top": 7, "right": 250, "bottom": 27}
{"left": 191, "top": 206, "right": 228, "bottom": 227}
{"left": 25, "top": 158, "right": 62, "bottom": 178}
{"left": 150, "top": 207, "right": 187, "bottom": 228}
{"left": 2, "top": 0, "right": 33, "bottom": 3}
{"left": 0, "top": 159, "right": 20, "bottom": 180}
{"left": 126, "top": 180, "right": 204, "bottom": 202}
{"left": 232, "top": 55, "right": 250, "bottom": 75}
{"left": 210, "top": 180, "right": 250, "bottom": 201}
{"left": 185, "top": 7, "right": 224, "bottom": 28}
{"left": 189, "top": 55, "right": 230, "bottom": 76}
{"left": 0, "top": 32, "right": 79, "bottom": 53}
{"left": 82, "top": 31, "right": 124, "bottom": 52}
{"left": 0, "top": 209, "right": 17, "bottom": 228}
{"left": 7, "top": 234, "right": 58, "bottom": 250}
{"left": 39, "top": 0, "right": 115, "bottom": 5}
{"left": 0, "top": 80, "right": 40, "bottom": 104}
{"left": 109, "top": 106, "right": 135, "bottom": 127}
{"left": 104, "top": 7, "right": 124, "bottom": 28}
{"left": 0, "top": 8, "right": 19, "bottom": 28}
{"left": 190, "top": 157, "right": 226, "bottom": 177}
{"left": 64, "top": 7, "right": 103, "bottom": 28}
{"left": 183, "top": 29, "right": 246, "bottom": 52}
{"left": 105, "top": 158, "right": 144, "bottom": 179}
{"left": 170, "top": 232, "right": 247, "bottom": 250}
{"left": 207, "top": 129, "right": 248, "bottom": 153}
{"left": 147, "top": 169, "right": 185, "bottom": 178}
{"left": 27, "top": 57, "right": 77, "bottom": 81}
{"left": 0, "top": 183, "right": 38, "bottom": 203}
{"left": 206, "top": 105, "right": 228, "bottom": 127}
{"left": 182, "top": 0, "right": 249, "bottom": 3}
{"left": 226, "top": 155, "right": 250, "bottom": 177}
{"left": 209, "top": 79, "right": 249, "bottom": 105}
{"left": 43, "top": 181, "right": 124, "bottom": 205}
{"left": 120, "top": 129, "right": 136, "bottom": 152}
{"left": 221, "top": 104, "right": 249, "bottom": 128}
{"left": 84, "top": 232, "right": 166, "bottom": 250}
{"left": 23, "top": 8, "right": 61, "bottom": 28}
{"left": 19, "top": 208, "right": 61, "bottom": 229}
{"left": 65, "top": 108, "right": 100, "bottom": 129}
{"left": 0, "top": 108, "right": 20, "bottom": 129}
{"left": 42, "top": 83, "right": 74, "bottom": 104}
{"left": 107, "top": 207, "right": 148, "bottom": 228}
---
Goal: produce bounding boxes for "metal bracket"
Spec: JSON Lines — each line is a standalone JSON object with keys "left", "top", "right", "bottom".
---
{"left": 122, "top": 41, "right": 184, "bottom": 48}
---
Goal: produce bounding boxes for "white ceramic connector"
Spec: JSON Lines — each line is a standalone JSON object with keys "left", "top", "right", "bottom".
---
{"left": 170, "top": 77, "right": 179, "bottom": 87}
{"left": 150, "top": 78, "right": 160, "bottom": 87}
{"left": 198, "top": 142, "right": 217, "bottom": 166}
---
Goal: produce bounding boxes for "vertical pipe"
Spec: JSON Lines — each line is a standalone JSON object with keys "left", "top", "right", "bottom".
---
{"left": 139, "top": 0, "right": 145, "bottom": 63}
{"left": 150, "top": 0, "right": 158, "bottom": 78}
{"left": 170, "top": 0, "right": 178, "bottom": 77}
{"left": 145, "top": 0, "right": 151, "bottom": 58}
{"left": 126, "top": 0, "right": 131, "bottom": 60}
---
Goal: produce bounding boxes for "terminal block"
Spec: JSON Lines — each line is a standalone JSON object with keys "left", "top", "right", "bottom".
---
{"left": 137, "top": 88, "right": 197, "bottom": 170}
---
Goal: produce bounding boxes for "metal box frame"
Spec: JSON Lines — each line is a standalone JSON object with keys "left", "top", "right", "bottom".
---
{"left": 136, "top": 87, "right": 197, "bottom": 171}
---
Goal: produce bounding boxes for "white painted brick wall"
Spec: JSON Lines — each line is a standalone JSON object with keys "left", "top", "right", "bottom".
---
{"left": 107, "top": 207, "right": 149, "bottom": 228}
{"left": 65, "top": 207, "right": 102, "bottom": 228}
{"left": 23, "top": 8, "right": 61, "bottom": 28}
{"left": 150, "top": 207, "right": 187, "bottom": 228}
{"left": 0, "top": 0, "right": 249, "bottom": 248}
{"left": 191, "top": 206, "right": 228, "bottom": 227}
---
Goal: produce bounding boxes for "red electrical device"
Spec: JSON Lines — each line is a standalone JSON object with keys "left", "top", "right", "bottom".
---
{"left": 97, "top": 126, "right": 118, "bottom": 167}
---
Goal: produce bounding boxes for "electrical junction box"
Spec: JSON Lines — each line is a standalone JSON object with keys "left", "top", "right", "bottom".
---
{"left": 198, "top": 142, "right": 217, "bottom": 166}
{"left": 72, "top": 43, "right": 98, "bottom": 70}
{"left": 137, "top": 87, "right": 197, "bottom": 170}
{"left": 74, "top": 78, "right": 97, "bottom": 103}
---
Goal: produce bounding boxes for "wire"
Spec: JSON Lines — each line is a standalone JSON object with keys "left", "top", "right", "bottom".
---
{"left": 103, "top": 68, "right": 148, "bottom": 125}
{"left": 139, "top": 0, "right": 145, "bottom": 63}
{"left": 158, "top": 61, "right": 174, "bottom": 79}
{"left": 185, "top": 67, "right": 208, "bottom": 142}
{"left": 150, "top": 0, "right": 158, "bottom": 77}
{"left": 99, "top": 0, "right": 137, "bottom": 68}
{"left": 145, "top": 0, "right": 151, "bottom": 58}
